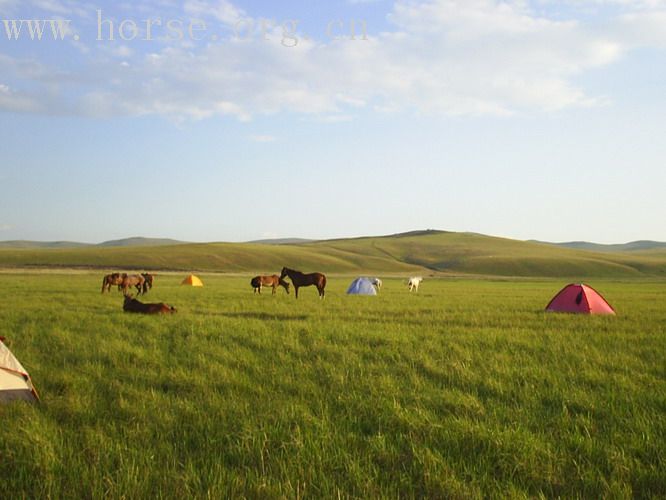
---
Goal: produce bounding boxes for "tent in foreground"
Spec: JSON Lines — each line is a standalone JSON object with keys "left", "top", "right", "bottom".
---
{"left": 1, "top": 338, "right": 39, "bottom": 403}
{"left": 347, "top": 277, "right": 377, "bottom": 296}
{"left": 181, "top": 274, "right": 204, "bottom": 287}
{"left": 545, "top": 283, "right": 615, "bottom": 315}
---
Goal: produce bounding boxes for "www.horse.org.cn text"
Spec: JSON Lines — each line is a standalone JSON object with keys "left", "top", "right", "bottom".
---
{"left": 1, "top": 10, "right": 369, "bottom": 47}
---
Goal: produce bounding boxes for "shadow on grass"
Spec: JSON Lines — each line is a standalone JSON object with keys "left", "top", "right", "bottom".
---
{"left": 216, "top": 312, "right": 310, "bottom": 321}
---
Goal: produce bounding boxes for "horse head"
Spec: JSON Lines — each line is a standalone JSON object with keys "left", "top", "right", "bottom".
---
{"left": 279, "top": 277, "right": 291, "bottom": 294}
{"left": 280, "top": 267, "right": 289, "bottom": 279}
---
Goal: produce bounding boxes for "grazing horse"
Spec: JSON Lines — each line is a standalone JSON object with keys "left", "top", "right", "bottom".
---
{"left": 141, "top": 273, "right": 154, "bottom": 294}
{"left": 250, "top": 275, "right": 290, "bottom": 295}
{"left": 123, "top": 295, "right": 176, "bottom": 314}
{"left": 280, "top": 267, "right": 326, "bottom": 299}
{"left": 371, "top": 278, "right": 383, "bottom": 291}
{"left": 408, "top": 276, "right": 423, "bottom": 292}
{"left": 120, "top": 274, "right": 146, "bottom": 296}
{"left": 101, "top": 272, "right": 124, "bottom": 293}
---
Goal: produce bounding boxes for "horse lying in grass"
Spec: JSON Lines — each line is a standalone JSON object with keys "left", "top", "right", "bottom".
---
{"left": 123, "top": 295, "right": 176, "bottom": 314}
{"left": 250, "top": 275, "right": 290, "bottom": 295}
{"left": 280, "top": 267, "right": 326, "bottom": 299}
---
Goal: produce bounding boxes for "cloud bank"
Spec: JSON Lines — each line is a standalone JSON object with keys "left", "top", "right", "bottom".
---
{"left": 1, "top": 0, "right": 666, "bottom": 120}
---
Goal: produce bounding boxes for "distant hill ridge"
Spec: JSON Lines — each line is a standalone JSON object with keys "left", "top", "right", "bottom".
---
{"left": 248, "top": 238, "right": 315, "bottom": 245}
{"left": 97, "top": 237, "right": 188, "bottom": 248}
{"left": 1, "top": 230, "right": 666, "bottom": 278}
{"left": 531, "top": 240, "right": 666, "bottom": 253}
{"left": 0, "top": 237, "right": 188, "bottom": 249}
{"left": 4, "top": 232, "right": 664, "bottom": 251}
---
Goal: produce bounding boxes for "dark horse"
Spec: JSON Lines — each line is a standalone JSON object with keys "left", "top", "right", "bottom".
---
{"left": 280, "top": 267, "right": 326, "bottom": 299}
{"left": 141, "top": 273, "right": 154, "bottom": 294}
{"left": 123, "top": 295, "right": 176, "bottom": 314}
{"left": 250, "top": 275, "right": 290, "bottom": 295}
{"left": 101, "top": 272, "right": 124, "bottom": 293}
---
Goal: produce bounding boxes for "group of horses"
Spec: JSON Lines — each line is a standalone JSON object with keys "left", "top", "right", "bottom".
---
{"left": 104, "top": 267, "right": 421, "bottom": 315}
{"left": 102, "top": 271, "right": 176, "bottom": 314}
{"left": 251, "top": 267, "right": 327, "bottom": 299}
{"left": 250, "top": 271, "right": 422, "bottom": 297}
{"left": 101, "top": 272, "right": 154, "bottom": 295}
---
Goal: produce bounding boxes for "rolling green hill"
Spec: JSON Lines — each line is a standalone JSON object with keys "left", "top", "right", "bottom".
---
{"left": 1, "top": 230, "right": 666, "bottom": 278}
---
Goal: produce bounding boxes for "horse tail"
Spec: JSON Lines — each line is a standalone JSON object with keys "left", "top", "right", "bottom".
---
{"left": 101, "top": 276, "right": 107, "bottom": 293}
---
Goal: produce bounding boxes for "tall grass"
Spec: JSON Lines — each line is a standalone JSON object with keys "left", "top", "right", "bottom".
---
{"left": 1, "top": 273, "right": 664, "bottom": 498}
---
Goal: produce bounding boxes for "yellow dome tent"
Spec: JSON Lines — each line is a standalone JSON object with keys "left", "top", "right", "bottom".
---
{"left": 181, "top": 274, "right": 204, "bottom": 287}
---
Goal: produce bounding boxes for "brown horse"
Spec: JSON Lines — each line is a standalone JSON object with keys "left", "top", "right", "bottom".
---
{"left": 120, "top": 274, "right": 146, "bottom": 296}
{"left": 280, "top": 267, "right": 326, "bottom": 299}
{"left": 141, "top": 273, "right": 154, "bottom": 294}
{"left": 101, "top": 272, "right": 123, "bottom": 293}
{"left": 123, "top": 295, "right": 176, "bottom": 314}
{"left": 250, "top": 275, "right": 290, "bottom": 295}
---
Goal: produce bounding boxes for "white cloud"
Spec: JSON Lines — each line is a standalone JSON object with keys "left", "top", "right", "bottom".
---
{"left": 0, "top": 83, "right": 42, "bottom": 113}
{"left": 183, "top": 0, "right": 247, "bottom": 25}
{"left": 0, "top": 224, "right": 13, "bottom": 231}
{"left": 1, "top": 0, "right": 666, "bottom": 120}
{"left": 250, "top": 134, "right": 277, "bottom": 143}
{"left": 27, "top": 0, "right": 92, "bottom": 19}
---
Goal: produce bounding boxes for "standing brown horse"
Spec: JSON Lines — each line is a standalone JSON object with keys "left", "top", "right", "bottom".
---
{"left": 101, "top": 273, "right": 124, "bottom": 293}
{"left": 120, "top": 274, "right": 146, "bottom": 296}
{"left": 250, "top": 275, "right": 290, "bottom": 295}
{"left": 280, "top": 267, "right": 326, "bottom": 299}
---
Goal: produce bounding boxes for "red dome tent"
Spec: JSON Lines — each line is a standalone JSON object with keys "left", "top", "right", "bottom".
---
{"left": 545, "top": 283, "right": 616, "bottom": 315}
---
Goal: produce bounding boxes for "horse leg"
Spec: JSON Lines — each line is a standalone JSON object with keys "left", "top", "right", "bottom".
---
{"left": 295, "top": 286, "right": 299, "bottom": 299}
{"left": 272, "top": 284, "right": 277, "bottom": 295}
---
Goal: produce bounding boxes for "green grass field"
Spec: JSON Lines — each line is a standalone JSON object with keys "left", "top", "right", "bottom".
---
{"left": 1, "top": 272, "right": 664, "bottom": 498}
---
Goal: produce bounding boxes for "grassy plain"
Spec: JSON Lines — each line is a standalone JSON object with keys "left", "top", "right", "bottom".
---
{"left": 1, "top": 273, "right": 665, "bottom": 498}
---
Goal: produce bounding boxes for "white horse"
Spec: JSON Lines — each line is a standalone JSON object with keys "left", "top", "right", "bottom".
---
{"left": 371, "top": 278, "right": 382, "bottom": 291}
{"left": 407, "top": 276, "right": 423, "bottom": 292}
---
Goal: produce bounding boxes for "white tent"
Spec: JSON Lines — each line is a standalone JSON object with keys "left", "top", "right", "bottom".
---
{"left": 0, "top": 339, "right": 39, "bottom": 403}
{"left": 346, "top": 277, "right": 377, "bottom": 296}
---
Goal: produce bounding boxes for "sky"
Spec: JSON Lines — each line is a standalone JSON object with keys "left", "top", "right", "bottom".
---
{"left": 0, "top": 0, "right": 665, "bottom": 244}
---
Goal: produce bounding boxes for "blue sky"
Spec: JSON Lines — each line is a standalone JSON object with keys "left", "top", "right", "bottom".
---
{"left": 1, "top": 0, "right": 665, "bottom": 243}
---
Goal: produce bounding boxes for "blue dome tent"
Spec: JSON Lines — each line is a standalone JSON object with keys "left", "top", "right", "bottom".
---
{"left": 346, "top": 277, "right": 377, "bottom": 296}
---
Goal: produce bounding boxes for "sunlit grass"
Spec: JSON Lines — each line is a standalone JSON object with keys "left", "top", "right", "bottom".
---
{"left": 1, "top": 273, "right": 664, "bottom": 497}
